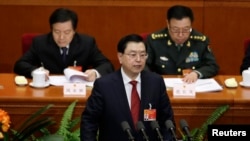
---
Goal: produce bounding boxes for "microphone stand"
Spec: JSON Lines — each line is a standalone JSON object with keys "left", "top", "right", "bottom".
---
{"left": 156, "top": 128, "right": 164, "bottom": 141}
{"left": 121, "top": 121, "right": 135, "bottom": 141}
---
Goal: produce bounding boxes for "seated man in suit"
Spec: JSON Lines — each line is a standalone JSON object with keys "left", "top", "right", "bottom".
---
{"left": 14, "top": 8, "right": 114, "bottom": 82}
{"left": 81, "top": 34, "right": 175, "bottom": 141}
{"left": 145, "top": 5, "right": 219, "bottom": 83}
{"left": 240, "top": 44, "right": 250, "bottom": 73}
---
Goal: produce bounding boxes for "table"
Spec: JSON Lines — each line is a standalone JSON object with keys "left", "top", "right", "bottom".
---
{"left": 0, "top": 73, "right": 250, "bottom": 134}
{"left": 168, "top": 75, "right": 250, "bottom": 130}
{"left": 0, "top": 73, "right": 89, "bottom": 131}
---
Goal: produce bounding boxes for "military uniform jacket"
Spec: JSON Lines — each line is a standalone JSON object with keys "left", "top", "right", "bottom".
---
{"left": 145, "top": 28, "right": 219, "bottom": 78}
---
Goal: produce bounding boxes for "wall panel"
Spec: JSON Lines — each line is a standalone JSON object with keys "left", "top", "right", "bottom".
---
{"left": 204, "top": 1, "right": 250, "bottom": 74}
{"left": 0, "top": 0, "right": 203, "bottom": 72}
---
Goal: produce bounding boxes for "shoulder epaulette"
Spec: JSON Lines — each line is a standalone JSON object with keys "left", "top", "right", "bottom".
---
{"left": 189, "top": 35, "right": 207, "bottom": 41}
{"left": 151, "top": 33, "right": 168, "bottom": 40}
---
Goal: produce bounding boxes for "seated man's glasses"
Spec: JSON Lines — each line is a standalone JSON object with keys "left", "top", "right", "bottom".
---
{"left": 168, "top": 26, "right": 192, "bottom": 33}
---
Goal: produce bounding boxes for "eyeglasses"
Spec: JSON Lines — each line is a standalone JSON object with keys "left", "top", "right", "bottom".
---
{"left": 169, "top": 26, "right": 192, "bottom": 33}
{"left": 53, "top": 29, "right": 74, "bottom": 37}
{"left": 124, "top": 52, "right": 148, "bottom": 59}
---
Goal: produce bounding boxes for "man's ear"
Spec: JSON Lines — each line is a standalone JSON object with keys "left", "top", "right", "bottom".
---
{"left": 117, "top": 53, "right": 123, "bottom": 64}
{"left": 166, "top": 20, "right": 169, "bottom": 27}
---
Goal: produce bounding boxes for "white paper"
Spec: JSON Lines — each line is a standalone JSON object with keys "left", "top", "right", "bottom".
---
{"left": 49, "top": 76, "right": 93, "bottom": 87}
{"left": 164, "top": 78, "right": 183, "bottom": 88}
{"left": 164, "top": 78, "right": 223, "bottom": 93}
{"left": 48, "top": 68, "right": 94, "bottom": 87}
{"left": 64, "top": 68, "right": 88, "bottom": 81}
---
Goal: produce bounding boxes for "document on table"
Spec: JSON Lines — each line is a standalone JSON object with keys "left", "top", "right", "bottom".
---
{"left": 49, "top": 75, "right": 94, "bottom": 87}
{"left": 48, "top": 68, "right": 94, "bottom": 87}
{"left": 164, "top": 78, "right": 223, "bottom": 92}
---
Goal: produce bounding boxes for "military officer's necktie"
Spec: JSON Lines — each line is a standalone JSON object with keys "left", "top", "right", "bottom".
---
{"left": 130, "top": 80, "right": 140, "bottom": 127}
{"left": 176, "top": 44, "right": 182, "bottom": 51}
{"left": 61, "top": 47, "right": 68, "bottom": 64}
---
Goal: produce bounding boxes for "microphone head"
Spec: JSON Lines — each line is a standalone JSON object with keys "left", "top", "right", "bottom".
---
{"left": 150, "top": 121, "right": 160, "bottom": 130}
{"left": 121, "top": 121, "right": 131, "bottom": 131}
{"left": 180, "top": 119, "right": 189, "bottom": 129}
{"left": 165, "top": 120, "right": 175, "bottom": 131}
{"left": 137, "top": 121, "right": 145, "bottom": 130}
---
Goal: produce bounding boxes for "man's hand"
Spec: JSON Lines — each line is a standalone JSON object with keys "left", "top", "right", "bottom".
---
{"left": 84, "top": 69, "right": 97, "bottom": 82}
{"left": 182, "top": 71, "right": 198, "bottom": 83}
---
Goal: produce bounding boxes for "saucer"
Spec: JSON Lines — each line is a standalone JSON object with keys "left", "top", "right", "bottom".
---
{"left": 29, "top": 82, "right": 50, "bottom": 88}
{"left": 239, "top": 82, "right": 250, "bottom": 88}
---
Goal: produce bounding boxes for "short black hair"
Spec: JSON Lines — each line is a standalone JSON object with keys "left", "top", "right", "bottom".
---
{"left": 49, "top": 8, "right": 78, "bottom": 30}
{"left": 167, "top": 5, "right": 194, "bottom": 22}
{"left": 117, "top": 34, "right": 146, "bottom": 53}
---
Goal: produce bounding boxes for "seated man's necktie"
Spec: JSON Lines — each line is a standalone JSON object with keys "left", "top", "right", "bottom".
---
{"left": 61, "top": 47, "right": 68, "bottom": 64}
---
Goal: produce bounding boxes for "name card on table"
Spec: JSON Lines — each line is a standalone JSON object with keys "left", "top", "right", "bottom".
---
{"left": 173, "top": 83, "right": 196, "bottom": 98}
{"left": 63, "top": 83, "right": 86, "bottom": 96}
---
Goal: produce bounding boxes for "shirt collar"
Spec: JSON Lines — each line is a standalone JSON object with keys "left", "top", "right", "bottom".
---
{"left": 121, "top": 67, "right": 141, "bottom": 84}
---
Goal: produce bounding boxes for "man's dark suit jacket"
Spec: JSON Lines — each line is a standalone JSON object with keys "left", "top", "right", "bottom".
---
{"left": 80, "top": 69, "right": 175, "bottom": 141}
{"left": 14, "top": 33, "right": 114, "bottom": 78}
{"left": 240, "top": 44, "right": 250, "bottom": 74}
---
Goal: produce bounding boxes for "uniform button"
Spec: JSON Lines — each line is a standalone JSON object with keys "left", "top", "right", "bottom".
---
{"left": 192, "top": 66, "right": 195, "bottom": 69}
{"left": 162, "top": 65, "right": 165, "bottom": 68}
{"left": 178, "top": 68, "right": 181, "bottom": 72}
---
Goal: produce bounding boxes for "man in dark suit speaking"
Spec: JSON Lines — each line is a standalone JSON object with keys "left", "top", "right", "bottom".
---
{"left": 80, "top": 34, "right": 175, "bottom": 141}
{"left": 14, "top": 8, "right": 114, "bottom": 82}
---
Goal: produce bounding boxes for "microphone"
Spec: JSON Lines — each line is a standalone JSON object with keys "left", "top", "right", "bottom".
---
{"left": 180, "top": 119, "right": 192, "bottom": 141}
{"left": 150, "top": 121, "right": 163, "bottom": 141}
{"left": 137, "top": 121, "right": 149, "bottom": 141}
{"left": 121, "top": 121, "right": 135, "bottom": 141}
{"left": 165, "top": 120, "right": 178, "bottom": 141}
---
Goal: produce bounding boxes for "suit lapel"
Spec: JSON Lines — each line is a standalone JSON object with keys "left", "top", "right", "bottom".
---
{"left": 113, "top": 71, "right": 134, "bottom": 123}
{"left": 67, "top": 38, "right": 78, "bottom": 62}
{"left": 140, "top": 71, "right": 153, "bottom": 120}
{"left": 49, "top": 42, "right": 64, "bottom": 65}
{"left": 65, "top": 34, "right": 83, "bottom": 64}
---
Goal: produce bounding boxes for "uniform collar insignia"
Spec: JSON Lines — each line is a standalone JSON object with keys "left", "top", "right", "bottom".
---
{"left": 151, "top": 33, "right": 167, "bottom": 40}
{"left": 151, "top": 34, "right": 156, "bottom": 39}
{"left": 167, "top": 40, "right": 172, "bottom": 46}
{"left": 186, "top": 41, "right": 191, "bottom": 47}
{"left": 201, "top": 36, "right": 206, "bottom": 41}
{"left": 190, "top": 35, "right": 206, "bottom": 41}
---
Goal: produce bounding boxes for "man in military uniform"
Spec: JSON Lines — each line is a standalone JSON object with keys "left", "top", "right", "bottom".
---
{"left": 145, "top": 5, "right": 219, "bottom": 83}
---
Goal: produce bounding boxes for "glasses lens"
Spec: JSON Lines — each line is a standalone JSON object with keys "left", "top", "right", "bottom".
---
{"left": 169, "top": 26, "right": 191, "bottom": 33}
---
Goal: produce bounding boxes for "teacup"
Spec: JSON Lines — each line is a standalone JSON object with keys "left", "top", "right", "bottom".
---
{"left": 242, "top": 67, "right": 250, "bottom": 86}
{"left": 32, "top": 69, "right": 47, "bottom": 87}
